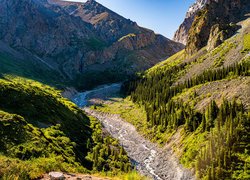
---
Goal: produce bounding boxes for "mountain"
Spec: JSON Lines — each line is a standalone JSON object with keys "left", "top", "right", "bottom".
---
{"left": 0, "top": 0, "right": 183, "bottom": 90}
{"left": 48, "top": 0, "right": 144, "bottom": 43}
{"left": 186, "top": 0, "right": 250, "bottom": 55}
{"left": 173, "top": 0, "right": 209, "bottom": 45}
{"left": 1, "top": 0, "right": 249, "bottom": 179}
{"left": 121, "top": 1, "right": 250, "bottom": 179}
{"left": 0, "top": 1, "right": 184, "bottom": 178}
{"left": 173, "top": 0, "right": 250, "bottom": 51}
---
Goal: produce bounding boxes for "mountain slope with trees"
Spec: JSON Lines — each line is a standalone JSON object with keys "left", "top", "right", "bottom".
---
{"left": 122, "top": 9, "right": 250, "bottom": 179}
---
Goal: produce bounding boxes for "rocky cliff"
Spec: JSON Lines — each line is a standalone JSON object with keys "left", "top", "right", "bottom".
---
{"left": 185, "top": 0, "right": 250, "bottom": 55}
{"left": 0, "top": 0, "right": 184, "bottom": 89}
{"left": 173, "top": 0, "right": 209, "bottom": 45}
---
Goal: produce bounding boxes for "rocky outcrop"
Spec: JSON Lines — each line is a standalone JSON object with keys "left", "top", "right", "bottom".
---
{"left": 173, "top": 0, "right": 209, "bottom": 45}
{"left": 207, "top": 24, "right": 237, "bottom": 51}
{"left": 0, "top": 0, "right": 183, "bottom": 87}
{"left": 185, "top": 0, "right": 250, "bottom": 55}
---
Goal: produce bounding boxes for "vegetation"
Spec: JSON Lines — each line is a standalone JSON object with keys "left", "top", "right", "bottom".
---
{"left": 212, "top": 41, "right": 236, "bottom": 67}
{"left": 183, "top": 100, "right": 250, "bottom": 179}
{"left": 0, "top": 76, "right": 132, "bottom": 179}
{"left": 0, "top": 54, "right": 63, "bottom": 87}
{"left": 85, "top": 37, "right": 108, "bottom": 51}
{"left": 74, "top": 69, "right": 126, "bottom": 90}
{"left": 243, "top": 33, "right": 250, "bottom": 52}
{"left": 91, "top": 98, "right": 160, "bottom": 141}
{"left": 121, "top": 31, "right": 250, "bottom": 179}
{"left": 86, "top": 116, "right": 131, "bottom": 173}
{"left": 118, "top": 34, "right": 136, "bottom": 42}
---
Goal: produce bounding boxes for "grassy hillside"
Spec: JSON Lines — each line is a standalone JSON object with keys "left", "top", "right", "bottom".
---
{"left": 0, "top": 52, "right": 65, "bottom": 87}
{"left": 119, "top": 19, "right": 250, "bottom": 179}
{"left": 0, "top": 76, "right": 132, "bottom": 179}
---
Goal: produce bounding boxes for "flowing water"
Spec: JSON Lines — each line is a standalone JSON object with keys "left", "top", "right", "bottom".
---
{"left": 71, "top": 84, "right": 194, "bottom": 180}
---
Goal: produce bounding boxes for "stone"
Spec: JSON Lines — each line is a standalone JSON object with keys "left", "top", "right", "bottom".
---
{"left": 185, "top": 0, "right": 249, "bottom": 55}
{"left": 49, "top": 172, "right": 65, "bottom": 180}
{"left": 173, "top": 0, "right": 209, "bottom": 45}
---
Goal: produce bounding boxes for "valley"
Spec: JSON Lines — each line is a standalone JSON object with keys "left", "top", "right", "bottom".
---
{"left": 0, "top": 0, "right": 250, "bottom": 179}
{"left": 71, "top": 84, "right": 194, "bottom": 180}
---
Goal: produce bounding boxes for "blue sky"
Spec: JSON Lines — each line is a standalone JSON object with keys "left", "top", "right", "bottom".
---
{"left": 64, "top": 0, "right": 195, "bottom": 38}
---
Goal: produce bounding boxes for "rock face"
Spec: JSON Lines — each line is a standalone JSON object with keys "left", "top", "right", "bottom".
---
{"left": 0, "top": 0, "right": 184, "bottom": 88}
{"left": 50, "top": 0, "right": 144, "bottom": 43}
{"left": 185, "top": 0, "right": 250, "bottom": 55}
{"left": 173, "top": 0, "right": 209, "bottom": 45}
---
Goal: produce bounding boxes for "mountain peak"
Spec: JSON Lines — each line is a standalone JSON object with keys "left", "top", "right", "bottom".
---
{"left": 85, "top": 0, "right": 99, "bottom": 6}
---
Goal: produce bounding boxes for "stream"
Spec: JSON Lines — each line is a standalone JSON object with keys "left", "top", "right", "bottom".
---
{"left": 71, "top": 83, "right": 194, "bottom": 180}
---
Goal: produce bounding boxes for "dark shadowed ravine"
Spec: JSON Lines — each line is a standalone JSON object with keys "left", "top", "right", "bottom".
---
{"left": 71, "top": 84, "right": 194, "bottom": 180}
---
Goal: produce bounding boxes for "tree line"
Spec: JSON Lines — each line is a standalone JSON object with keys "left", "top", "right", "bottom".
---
{"left": 121, "top": 60, "right": 250, "bottom": 179}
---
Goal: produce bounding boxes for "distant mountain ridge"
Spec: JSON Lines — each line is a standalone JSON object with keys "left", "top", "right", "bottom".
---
{"left": 49, "top": 0, "right": 145, "bottom": 43}
{"left": 0, "top": 0, "right": 183, "bottom": 89}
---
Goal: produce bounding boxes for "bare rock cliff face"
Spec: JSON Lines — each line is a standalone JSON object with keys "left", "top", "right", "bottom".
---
{"left": 173, "top": 0, "right": 210, "bottom": 45}
{"left": 185, "top": 0, "right": 250, "bottom": 55}
{"left": 0, "top": 0, "right": 184, "bottom": 87}
{"left": 0, "top": 0, "right": 96, "bottom": 78}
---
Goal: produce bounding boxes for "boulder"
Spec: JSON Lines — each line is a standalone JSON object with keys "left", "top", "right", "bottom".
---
{"left": 49, "top": 172, "right": 65, "bottom": 180}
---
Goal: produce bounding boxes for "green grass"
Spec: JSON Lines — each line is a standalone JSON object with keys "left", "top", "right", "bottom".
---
{"left": 0, "top": 76, "right": 91, "bottom": 178}
{"left": 146, "top": 49, "right": 185, "bottom": 75}
{"left": 85, "top": 37, "right": 108, "bottom": 50}
{"left": 180, "top": 129, "right": 208, "bottom": 169}
{"left": 118, "top": 33, "right": 136, "bottom": 42}
{"left": 92, "top": 98, "right": 175, "bottom": 145}
{"left": 0, "top": 76, "right": 132, "bottom": 179}
{"left": 0, "top": 155, "right": 85, "bottom": 180}
{"left": 0, "top": 110, "right": 87, "bottom": 179}
{"left": 120, "top": 171, "right": 149, "bottom": 180}
{"left": 0, "top": 54, "right": 64, "bottom": 87}
{"left": 243, "top": 33, "right": 250, "bottom": 52}
{"left": 212, "top": 41, "right": 236, "bottom": 68}
{"left": 92, "top": 98, "right": 148, "bottom": 133}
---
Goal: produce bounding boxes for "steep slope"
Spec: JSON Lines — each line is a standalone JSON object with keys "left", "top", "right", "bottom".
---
{"left": 48, "top": 0, "right": 184, "bottom": 89}
{"left": 122, "top": 16, "right": 250, "bottom": 179}
{"left": 173, "top": 0, "right": 208, "bottom": 45}
{"left": 174, "top": 0, "right": 250, "bottom": 50}
{"left": 0, "top": 0, "right": 96, "bottom": 79}
{"left": 0, "top": 0, "right": 183, "bottom": 90}
{"left": 0, "top": 41, "right": 63, "bottom": 86}
{"left": 49, "top": 0, "right": 145, "bottom": 43}
{"left": 185, "top": 0, "right": 250, "bottom": 55}
{"left": 0, "top": 76, "right": 131, "bottom": 179}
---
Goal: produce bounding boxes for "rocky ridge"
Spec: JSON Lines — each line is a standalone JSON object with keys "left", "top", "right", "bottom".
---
{"left": 0, "top": 0, "right": 183, "bottom": 88}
